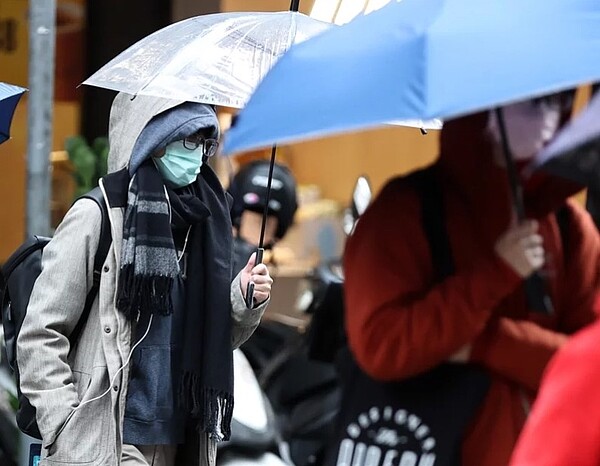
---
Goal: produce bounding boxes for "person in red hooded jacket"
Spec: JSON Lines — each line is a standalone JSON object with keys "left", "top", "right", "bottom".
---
{"left": 343, "top": 94, "right": 600, "bottom": 466}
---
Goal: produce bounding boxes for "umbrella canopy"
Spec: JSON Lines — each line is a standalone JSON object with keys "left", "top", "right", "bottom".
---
{"left": 82, "top": 11, "right": 332, "bottom": 109}
{"left": 0, "top": 82, "right": 27, "bottom": 145}
{"left": 223, "top": 0, "right": 600, "bottom": 154}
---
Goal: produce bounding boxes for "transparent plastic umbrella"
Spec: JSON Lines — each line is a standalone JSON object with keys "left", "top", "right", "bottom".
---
{"left": 82, "top": 11, "right": 332, "bottom": 109}
{"left": 82, "top": 8, "right": 438, "bottom": 305}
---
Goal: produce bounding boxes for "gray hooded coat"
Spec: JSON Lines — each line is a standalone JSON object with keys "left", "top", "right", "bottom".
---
{"left": 16, "top": 94, "right": 267, "bottom": 466}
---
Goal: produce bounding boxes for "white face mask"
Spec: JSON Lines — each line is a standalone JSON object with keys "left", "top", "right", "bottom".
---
{"left": 488, "top": 100, "right": 561, "bottom": 161}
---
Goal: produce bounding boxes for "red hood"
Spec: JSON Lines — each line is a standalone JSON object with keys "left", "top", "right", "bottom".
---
{"left": 438, "top": 112, "right": 582, "bottom": 243}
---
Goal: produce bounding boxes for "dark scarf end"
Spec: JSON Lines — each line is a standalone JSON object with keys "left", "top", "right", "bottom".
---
{"left": 117, "top": 266, "right": 174, "bottom": 319}
{"left": 179, "top": 372, "right": 234, "bottom": 442}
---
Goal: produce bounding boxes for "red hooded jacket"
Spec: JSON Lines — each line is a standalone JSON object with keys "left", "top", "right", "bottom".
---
{"left": 343, "top": 113, "right": 600, "bottom": 466}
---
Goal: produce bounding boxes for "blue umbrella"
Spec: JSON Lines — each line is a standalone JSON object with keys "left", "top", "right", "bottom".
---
{"left": 226, "top": 0, "right": 600, "bottom": 315}
{"left": 224, "top": 0, "right": 600, "bottom": 154}
{"left": 0, "top": 82, "right": 26, "bottom": 145}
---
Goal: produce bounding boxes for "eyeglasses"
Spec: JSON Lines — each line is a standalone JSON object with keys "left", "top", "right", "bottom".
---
{"left": 183, "top": 135, "right": 219, "bottom": 157}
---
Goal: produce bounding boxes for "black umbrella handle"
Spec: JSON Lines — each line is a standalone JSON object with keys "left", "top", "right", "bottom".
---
{"left": 245, "top": 247, "right": 264, "bottom": 309}
{"left": 525, "top": 271, "right": 555, "bottom": 315}
{"left": 495, "top": 108, "right": 553, "bottom": 315}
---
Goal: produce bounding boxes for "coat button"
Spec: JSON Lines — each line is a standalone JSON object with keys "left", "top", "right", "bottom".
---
{"left": 104, "top": 326, "right": 111, "bottom": 334}
{"left": 113, "top": 385, "right": 119, "bottom": 392}
{"left": 103, "top": 265, "right": 110, "bottom": 272}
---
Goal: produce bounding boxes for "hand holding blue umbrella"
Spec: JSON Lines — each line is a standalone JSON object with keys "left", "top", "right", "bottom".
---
{"left": 225, "top": 0, "right": 600, "bottom": 314}
{"left": 0, "top": 82, "right": 27, "bottom": 145}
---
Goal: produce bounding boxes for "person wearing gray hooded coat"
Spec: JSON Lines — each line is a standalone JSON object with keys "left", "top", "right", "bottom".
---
{"left": 16, "top": 93, "right": 272, "bottom": 466}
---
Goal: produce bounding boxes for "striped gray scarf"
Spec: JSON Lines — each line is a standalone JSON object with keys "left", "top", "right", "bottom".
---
{"left": 117, "top": 160, "right": 178, "bottom": 319}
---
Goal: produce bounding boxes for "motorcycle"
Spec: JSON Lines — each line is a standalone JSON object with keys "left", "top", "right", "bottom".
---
{"left": 217, "top": 348, "right": 290, "bottom": 466}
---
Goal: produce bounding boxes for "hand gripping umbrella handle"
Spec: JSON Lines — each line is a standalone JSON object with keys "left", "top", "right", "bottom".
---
{"left": 245, "top": 144, "right": 277, "bottom": 309}
{"left": 495, "top": 108, "right": 553, "bottom": 315}
{"left": 245, "top": 248, "right": 264, "bottom": 309}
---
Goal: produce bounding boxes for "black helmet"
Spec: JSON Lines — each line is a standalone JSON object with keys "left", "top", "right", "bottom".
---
{"left": 229, "top": 160, "right": 298, "bottom": 240}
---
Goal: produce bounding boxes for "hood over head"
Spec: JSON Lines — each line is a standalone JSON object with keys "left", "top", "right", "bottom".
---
{"left": 107, "top": 93, "right": 219, "bottom": 174}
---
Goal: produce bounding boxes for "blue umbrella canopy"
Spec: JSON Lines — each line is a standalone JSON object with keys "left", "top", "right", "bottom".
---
{"left": 224, "top": 0, "right": 600, "bottom": 155}
{"left": 0, "top": 82, "right": 27, "bottom": 145}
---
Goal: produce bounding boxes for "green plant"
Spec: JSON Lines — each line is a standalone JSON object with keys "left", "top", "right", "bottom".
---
{"left": 65, "top": 136, "right": 109, "bottom": 198}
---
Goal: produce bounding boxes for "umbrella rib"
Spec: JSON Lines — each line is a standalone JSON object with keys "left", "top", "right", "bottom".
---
{"left": 82, "top": 11, "right": 332, "bottom": 107}
{"left": 286, "top": 12, "right": 297, "bottom": 50}
{"left": 135, "top": 62, "right": 173, "bottom": 97}
{"left": 133, "top": 19, "right": 221, "bottom": 97}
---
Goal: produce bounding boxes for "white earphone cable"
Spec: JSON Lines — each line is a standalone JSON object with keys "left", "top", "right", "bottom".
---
{"left": 71, "top": 314, "right": 154, "bottom": 412}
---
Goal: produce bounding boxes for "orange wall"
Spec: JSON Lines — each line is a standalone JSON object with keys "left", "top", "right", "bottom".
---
{"left": 0, "top": 0, "right": 84, "bottom": 263}
{"left": 0, "top": 0, "right": 28, "bottom": 262}
{"left": 0, "top": 98, "right": 81, "bottom": 262}
{"left": 221, "top": 0, "right": 315, "bottom": 13}
{"left": 0, "top": 101, "right": 26, "bottom": 262}
{"left": 285, "top": 126, "right": 439, "bottom": 201}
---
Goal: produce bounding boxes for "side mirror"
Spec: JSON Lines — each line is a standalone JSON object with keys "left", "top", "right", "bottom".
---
{"left": 343, "top": 175, "right": 372, "bottom": 236}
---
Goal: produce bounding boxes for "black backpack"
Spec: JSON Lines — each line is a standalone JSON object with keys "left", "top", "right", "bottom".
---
{"left": 0, "top": 187, "right": 111, "bottom": 439}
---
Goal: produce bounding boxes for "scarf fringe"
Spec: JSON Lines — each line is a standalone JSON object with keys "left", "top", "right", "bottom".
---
{"left": 179, "top": 372, "right": 234, "bottom": 442}
{"left": 117, "top": 264, "right": 174, "bottom": 319}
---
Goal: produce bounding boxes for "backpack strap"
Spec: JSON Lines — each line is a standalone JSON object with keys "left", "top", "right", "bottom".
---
{"left": 69, "top": 187, "right": 111, "bottom": 345}
{"left": 406, "top": 166, "right": 455, "bottom": 281}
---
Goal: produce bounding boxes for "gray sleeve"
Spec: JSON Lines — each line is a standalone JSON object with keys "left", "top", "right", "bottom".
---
{"left": 16, "top": 199, "right": 102, "bottom": 446}
{"left": 230, "top": 271, "right": 269, "bottom": 349}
